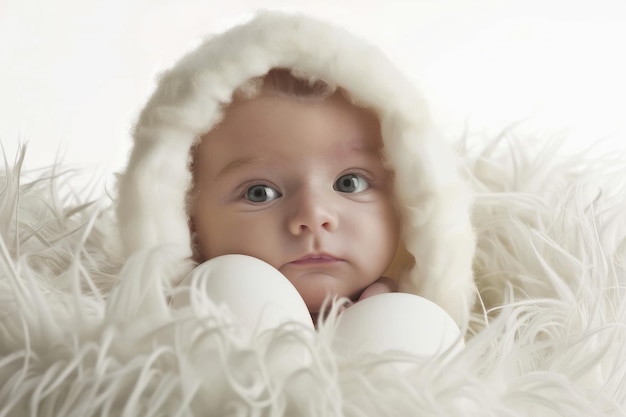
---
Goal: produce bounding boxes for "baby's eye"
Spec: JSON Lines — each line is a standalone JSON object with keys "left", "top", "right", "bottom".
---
{"left": 245, "top": 184, "right": 282, "bottom": 203}
{"left": 334, "top": 174, "right": 370, "bottom": 193}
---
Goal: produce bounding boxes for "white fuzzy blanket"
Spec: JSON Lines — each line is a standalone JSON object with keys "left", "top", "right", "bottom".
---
{"left": 1, "top": 133, "right": 625, "bottom": 416}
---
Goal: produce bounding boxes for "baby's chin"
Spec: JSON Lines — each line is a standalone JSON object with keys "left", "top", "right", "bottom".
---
{"left": 290, "top": 278, "right": 363, "bottom": 314}
{"left": 278, "top": 266, "right": 376, "bottom": 311}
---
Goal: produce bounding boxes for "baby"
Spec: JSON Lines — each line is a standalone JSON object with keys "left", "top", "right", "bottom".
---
{"left": 187, "top": 69, "right": 401, "bottom": 322}
{"left": 116, "top": 12, "right": 476, "bottom": 342}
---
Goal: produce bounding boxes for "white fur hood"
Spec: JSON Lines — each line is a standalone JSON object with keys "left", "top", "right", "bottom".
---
{"left": 116, "top": 11, "right": 476, "bottom": 326}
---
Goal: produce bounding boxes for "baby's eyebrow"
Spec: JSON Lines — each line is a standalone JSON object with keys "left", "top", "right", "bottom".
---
{"left": 216, "top": 157, "right": 270, "bottom": 178}
{"left": 337, "top": 141, "right": 382, "bottom": 158}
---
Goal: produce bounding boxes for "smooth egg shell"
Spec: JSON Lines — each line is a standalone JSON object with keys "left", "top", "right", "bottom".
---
{"left": 171, "top": 254, "right": 314, "bottom": 337}
{"left": 333, "top": 292, "right": 464, "bottom": 357}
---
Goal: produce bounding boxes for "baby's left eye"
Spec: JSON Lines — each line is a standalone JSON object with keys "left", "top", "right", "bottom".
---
{"left": 334, "top": 174, "right": 370, "bottom": 193}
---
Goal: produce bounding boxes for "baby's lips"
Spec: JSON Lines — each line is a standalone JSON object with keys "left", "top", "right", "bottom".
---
{"left": 290, "top": 253, "right": 344, "bottom": 265}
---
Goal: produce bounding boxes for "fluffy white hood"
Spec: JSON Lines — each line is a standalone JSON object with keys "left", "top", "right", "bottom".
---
{"left": 116, "top": 11, "right": 476, "bottom": 326}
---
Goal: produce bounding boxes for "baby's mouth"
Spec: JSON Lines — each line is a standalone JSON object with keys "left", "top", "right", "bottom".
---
{"left": 289, "top": 254, "right": 343, "bottom": 265}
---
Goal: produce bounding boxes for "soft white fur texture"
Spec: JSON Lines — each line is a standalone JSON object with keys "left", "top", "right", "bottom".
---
{"left": 115, "top": 11, "right": 476, "bottom": 326}
{"left": 1, "top": 132, "right": 625, "bottom": 416}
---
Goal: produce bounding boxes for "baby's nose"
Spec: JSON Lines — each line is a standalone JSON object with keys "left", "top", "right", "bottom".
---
{"left": 288, "top": 191, "right": 338, "bottom": 235}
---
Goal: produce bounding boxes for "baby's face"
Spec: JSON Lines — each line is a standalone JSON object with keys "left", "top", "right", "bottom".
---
{"left": 190, "top": 92, "right": 399, "bottom": 314}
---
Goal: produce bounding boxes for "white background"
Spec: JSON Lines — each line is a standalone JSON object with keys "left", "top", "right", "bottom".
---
{"left": 1, "top": 0, "right": 625, "bottom": 186}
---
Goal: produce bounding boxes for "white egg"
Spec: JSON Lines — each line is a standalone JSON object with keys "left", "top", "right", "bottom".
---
{"left": 332, "top": 293, "right": 464, "bottom": 358}
{"left": 171, "top": 254, "right": 314, "bottom": 339}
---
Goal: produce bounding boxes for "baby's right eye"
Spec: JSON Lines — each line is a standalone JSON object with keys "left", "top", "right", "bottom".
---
{"left": 244, "top": 184, "right": 282, "bottom": 203}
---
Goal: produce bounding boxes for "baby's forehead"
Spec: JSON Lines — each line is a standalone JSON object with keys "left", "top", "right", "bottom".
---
{"left": 192, "top": 93, "right": 386, "bottom": 174}
{"left": 216, "top": 88, "right": 376, "bottom": 128}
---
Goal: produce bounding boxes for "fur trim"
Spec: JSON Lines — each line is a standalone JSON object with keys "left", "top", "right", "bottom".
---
{"left": 116, "top": 11, "right": 476, "bottom": 325}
